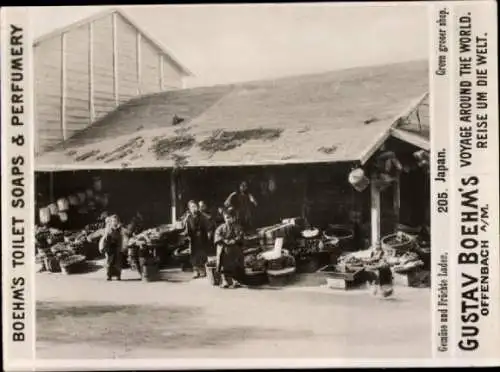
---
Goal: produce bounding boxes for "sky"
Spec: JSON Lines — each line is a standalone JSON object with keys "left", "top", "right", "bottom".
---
{"left": 31, "top": 3, "right": 429, "bottom": 88}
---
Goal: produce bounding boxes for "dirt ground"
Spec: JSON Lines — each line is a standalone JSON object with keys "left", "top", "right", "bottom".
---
{"left": 36, "top": 261, "right": 431, "bottom": 359}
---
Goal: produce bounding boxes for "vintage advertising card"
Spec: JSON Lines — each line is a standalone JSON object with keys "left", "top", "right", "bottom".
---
{"left": 1, "top": 1, "right": 498, "bottom": 370}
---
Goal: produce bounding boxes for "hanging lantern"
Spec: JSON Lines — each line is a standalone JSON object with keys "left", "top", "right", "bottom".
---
{"left": 68, "top": 194, "right": 80, "bottom": 206}
{"left": 57, "top": 197, "right": 70, "bottom": 212}
{"left": 86, "top": 189, "right": 94, "bottom": 199}
{"left": 48, "top": 203, "right": 59, "bottom": 216}
{"left": 348, "top": 168, "right": 370, "bottom": 192}
{"left": 77, "top": 192, "right": 86, "bottom": 204}
{"left": 58, "top": 212, "right": 69, "bottom": 223}
{"left": 93, "top": 177, "right": 102, "bottom": 192}
{"left": 39, "top": 207, "right": 51, "bottom": 225}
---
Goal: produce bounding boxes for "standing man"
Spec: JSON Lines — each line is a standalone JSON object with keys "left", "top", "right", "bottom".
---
{"left": 214, "top": 208, "right": 245, "bottom": 288}
{"left": 184, "top": 200, "right": 212, "bottom": 279}
{"left": 224, "top": 181, "right": 258, "bottom": 232}
{"left": 199, "top": 200, "right": 216, "bottom": 255}
{"left": 99, "top": 214, "right": 127, "bottom": 281}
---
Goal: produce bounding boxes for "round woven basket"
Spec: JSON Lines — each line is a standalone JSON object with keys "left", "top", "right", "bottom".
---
{"left": 324, "top": 225, "right": 354, "bottom": 251}
{"left": 381, "top": 233, "right": 415, "bottom": 256}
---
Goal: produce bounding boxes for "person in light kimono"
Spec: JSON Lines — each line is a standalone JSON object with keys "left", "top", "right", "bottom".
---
{"left": 214, "top": 208, "right": 245, "bottom": 288}
{"left": 99, "top": 214, "right": 127, "bottom": 281}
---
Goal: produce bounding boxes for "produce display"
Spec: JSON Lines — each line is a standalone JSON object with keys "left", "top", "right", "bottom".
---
{"left": 128, "top": 228, "right": 162, "bottom": 247}
{"left": 60, "top": 254, "right": 86, "bottom": 268}
{"left": 266, "top": 253, "right": 296, "bottom": 272}
{"left": 244, "top": 252, "right": 267, "bottom": 273}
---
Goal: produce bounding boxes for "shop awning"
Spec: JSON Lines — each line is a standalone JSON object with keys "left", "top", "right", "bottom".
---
{"left": 36, "top": 60, "right": 429, "bottom": 172}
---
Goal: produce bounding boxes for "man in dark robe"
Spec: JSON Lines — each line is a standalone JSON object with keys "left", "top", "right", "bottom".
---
{"left": 184, "top": 200, "right": 212, "bottom": 279}
{"left": 99, "top": 215, "right": 127, "bottom": 281}
{"left": 199, "top": 200, "right": 216, "bottom": 256}
{"left": 224, "top": 181, "right": 258, "bottom": 233}
{"left": 214, "top": 208, "right": 245, "bottom": 288}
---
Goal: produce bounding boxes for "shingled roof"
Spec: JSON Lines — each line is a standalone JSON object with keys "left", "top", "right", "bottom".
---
{"left": 36, "top": 60, "right": 429, "bottom": 171}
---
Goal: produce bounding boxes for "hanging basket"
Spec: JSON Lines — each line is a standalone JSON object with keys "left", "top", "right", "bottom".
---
{"left": 348, "top": 168, "right": 370, "bottom": 192}
{"left": 57, "top": 198, "right": 70, "bottom": 212}
{"left": 93, "top": 178, "right": 103, "bottom": 192}
{"left": 77, "top": 192, "right": 86, "bottom": 204}
{"left": 39, "top": 207, "right": 51, "bottom": 225}
{"left": 86, "top": 189, "right": 94, "bottom": 199}
{"left": 68, "top": 195, "right": 80, "bottom": 206}
{"left": 58, "top": 212, "right": 69, "bottom": 223}
{"left": 48, "top": 203, "right": 59, "bottom": 216}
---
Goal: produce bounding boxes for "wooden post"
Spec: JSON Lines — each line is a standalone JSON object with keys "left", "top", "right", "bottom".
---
{"left": 88, "top": 22, "right": 95, "bottom": 123}
{"left": 112, "top": 12, "right": 119, "bottom": 106}
{"left": 170, "top": 170, "right": 177, "bottom": 223}
{"left": 61, "top": 33, "right": 67, "bottom": 140}
{"left": 393, "top": 176, "right": 401, "bottom": 231}
{"left": 136, "top": 32, "right": 142, "bottom": 95}
{"left": 370, "top": 175, "right": 381, "bottom": 248}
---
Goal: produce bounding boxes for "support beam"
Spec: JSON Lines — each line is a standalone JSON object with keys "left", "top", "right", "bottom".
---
{"left": 393, "top": 177, "right": 401, "bottom": 231}
{"left": 370, "top": 176, "right": 381, "bottom": 248}
{"left": 170, "top": 171, "right": 177, "bottom": 223}
{"left": 88, "top": 22, "right": 95, "bottom": 123}
{"left": 159, "top": 55, "right": 164, "bottom": 91}
{"left": 112, "top": 12, "right": 119, "bottom": 106}
{"left": 61, "top": 33, "right": 67, "bottom": 140}
{"left": 136, "top": 32, "right": 142, "bottom": 95}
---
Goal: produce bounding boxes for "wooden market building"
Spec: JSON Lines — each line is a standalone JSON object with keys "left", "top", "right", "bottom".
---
{"left": 34, "top": 8, "right": 192, "bottom": 154}
{"left": 35, "top": 60, "right": 430, "bottom": 250}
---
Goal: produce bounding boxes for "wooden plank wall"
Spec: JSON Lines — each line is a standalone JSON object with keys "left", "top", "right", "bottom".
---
{"left": 35, "top": 12, "right": 185, "bottom": 154}
{"left": 34, "top": 37, "right": 63, "bottom": 153}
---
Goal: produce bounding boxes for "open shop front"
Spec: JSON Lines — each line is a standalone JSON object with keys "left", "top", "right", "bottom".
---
{"left": 35, "top": 134, "right": 430, "bottom": 291}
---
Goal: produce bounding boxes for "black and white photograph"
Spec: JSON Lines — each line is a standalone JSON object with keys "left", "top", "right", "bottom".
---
{"left": 31, "top": 4, "right": 432, "bottom": 360}
{"left": 3, "top": 1, "right": 498, "bottom": 368}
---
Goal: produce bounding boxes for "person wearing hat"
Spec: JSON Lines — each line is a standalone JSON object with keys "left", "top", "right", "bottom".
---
{"left": 99, "top": 214, "right": 127, "bottom": 281}
{"left": 224, "top": 181, "right": 258, "bottom": 233}
{"left": 214, "top": 208, "right": 245, "bottom": 288}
